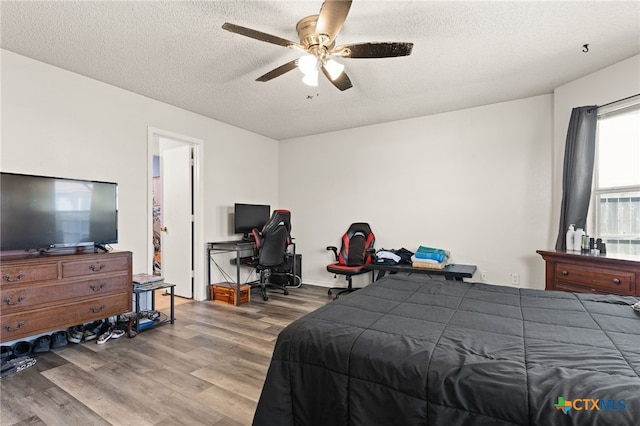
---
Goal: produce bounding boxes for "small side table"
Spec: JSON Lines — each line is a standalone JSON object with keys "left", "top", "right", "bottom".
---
{"left": 132, "top": 281, "right": 176, "bottom": 332}
{"left": 364, "top": 263, "right": 477, "bottom": 282}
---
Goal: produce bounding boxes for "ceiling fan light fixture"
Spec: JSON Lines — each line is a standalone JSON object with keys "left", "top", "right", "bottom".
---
{"left": 298, "top": 54, "right": 318, "bottom": 75}
{"left": 324, "top": 58, "right": 344, "bottom": 80}
{"left": 302, "top": 69, "right": 319, "bottom": 86}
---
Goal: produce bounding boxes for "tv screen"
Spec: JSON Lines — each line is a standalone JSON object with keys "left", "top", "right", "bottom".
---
{"left": 234, "top": 203, "right": 270, "bottom": 236}
{"left": 0, "top": 172, "right": 118, "bottom": 251}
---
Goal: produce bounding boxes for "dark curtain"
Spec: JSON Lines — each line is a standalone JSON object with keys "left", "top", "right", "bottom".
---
{"left": 555, "top": 106, "right": 598, "bottom": 250}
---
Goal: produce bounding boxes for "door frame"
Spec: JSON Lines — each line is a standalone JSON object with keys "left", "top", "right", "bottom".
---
{"left": 147, "top": 127, "right": 206, "bottom": 301}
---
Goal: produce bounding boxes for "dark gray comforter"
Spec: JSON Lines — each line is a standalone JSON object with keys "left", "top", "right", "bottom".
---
{"left": 253, "top": 275, "right": 640, "bottom": 425}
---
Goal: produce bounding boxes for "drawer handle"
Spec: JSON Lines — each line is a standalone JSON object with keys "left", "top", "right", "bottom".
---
{"left": 561, "top": 270, "right": 569, "bottom": 276}
{"left": 612, "top": 278, "right": 621, "bottom": 285}
{"left": 2, "top": 273, "right": 25, "bottom": 282}
{"left": 89, "top": 264, "right": 106, "bottom": 272}
{"left": 89, "top": 283, "right": 107, "bottom": 292}
{"left": 4, "top": 321, "right": 25, "bottom": 331}
{"left": 3, "top": 295, "right": 25, "bottom": 305}
{"left": 90, "top": 304, "right": 106, "bottom": 313}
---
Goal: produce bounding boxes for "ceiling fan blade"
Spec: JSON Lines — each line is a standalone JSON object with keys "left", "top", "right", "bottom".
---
{"left": 321, "top": 65, "right": 353, "bottom": 91}
{"left": 315, "top": 0, "right": 352, "bottom": 44}
{"left": 222, "top": 22, "right": 302, "bottom": 50}
{"left": 333, "top": 42, "right": 414, "bottom": 58}
{"left": 256, "top": 60, "right": 299, "bottom": 82}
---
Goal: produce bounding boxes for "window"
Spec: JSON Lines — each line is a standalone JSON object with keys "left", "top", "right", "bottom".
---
{"left": 592, "top": 97, "right": 640, "bottom": 255}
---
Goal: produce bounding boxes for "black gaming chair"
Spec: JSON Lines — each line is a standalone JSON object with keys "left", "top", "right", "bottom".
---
{"left": 251, "top": 209, "right": 295, "bottom": 301}
{"left": 326, "top": 222, "right": 375, "bottom": 299}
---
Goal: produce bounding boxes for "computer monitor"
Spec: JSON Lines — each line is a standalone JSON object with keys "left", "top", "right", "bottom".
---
{"left": 233, "top": 203, "right": 270, "bottom": 239}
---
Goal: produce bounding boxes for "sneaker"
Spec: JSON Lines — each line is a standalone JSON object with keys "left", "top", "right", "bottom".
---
{"left": 32, "top": 335, "right": 51, "bottom": 354}
{"left": 110, "top": 329, "right": 125, "bottom": 340}
{"left": 83, "top": 320, "right": 104, "bottom": 341}
{"left": 67, "top": 326, "right": 83, "bottom": 344}
{"left": 12, "top": 341, "right": 32, "bottom": 358}
{"left": 1, "top": 356, "right": 36, "bottom": 378}
{"left": 1, "top": 346, "right": 13, "bottom": 363}
{"left": 96, "top": 328, "right": 113, "bottom": 345}
{"left": 51, "top": 331, "right": 68, "bottom": 349}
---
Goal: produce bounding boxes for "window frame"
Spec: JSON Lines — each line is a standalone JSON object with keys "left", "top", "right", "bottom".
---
{"left": 591, "top": 96, "right": 640, "bottom": 254}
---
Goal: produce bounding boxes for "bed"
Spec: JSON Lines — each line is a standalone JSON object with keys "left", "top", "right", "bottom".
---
{"left": 253, "top": 274, "right": 640, "bottom": 425}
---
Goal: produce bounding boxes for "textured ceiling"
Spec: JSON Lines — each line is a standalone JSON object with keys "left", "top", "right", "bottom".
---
{"left": 2, "top": 1, "right": 639, "bottom": 140}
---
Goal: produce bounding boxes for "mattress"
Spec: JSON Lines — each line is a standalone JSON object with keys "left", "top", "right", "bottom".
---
{"left": 253, "top": 274, "right": 640, "bottom": 425}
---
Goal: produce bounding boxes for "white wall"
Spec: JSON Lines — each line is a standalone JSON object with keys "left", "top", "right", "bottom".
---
{"left": 4, "top": 49, "right": 637, "bottom": 296}
{"left": 551, "top": 55, "right": 640, "bottom": 242}
{"left": 280, "top": 95, "right": 553, "bottom": 289}
{"left": 1, "top": 50, "right": 279, "bottom": 300}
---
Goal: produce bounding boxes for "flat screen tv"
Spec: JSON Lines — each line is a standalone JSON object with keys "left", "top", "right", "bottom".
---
{"left": 234, "top": 203, "right": 270, "bottom": 238}
{"left": 0, "top": 172, "right": 118, "bottom": 252}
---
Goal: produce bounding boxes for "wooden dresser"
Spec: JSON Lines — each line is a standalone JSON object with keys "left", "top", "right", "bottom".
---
{"left": 0, "top": 251, "right": 132, "bottom": 343}
{"left": 536, "top": 250, "right": 640, "bottom": 297}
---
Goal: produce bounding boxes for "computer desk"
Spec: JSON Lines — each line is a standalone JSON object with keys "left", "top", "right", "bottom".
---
{"left": 207, "top": 240, "right": 256, "bottom": 306}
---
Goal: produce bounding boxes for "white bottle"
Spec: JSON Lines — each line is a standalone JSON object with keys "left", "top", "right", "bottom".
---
{"left": 574, "top": 228, "right": 585, "bottom": 252}
{"left": 566, "top": 224, "right": 575, "bottom": 251}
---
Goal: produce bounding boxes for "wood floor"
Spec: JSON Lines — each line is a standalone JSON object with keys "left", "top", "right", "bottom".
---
{"left": 0, "top": 284, "right": 333, "bottom": 426}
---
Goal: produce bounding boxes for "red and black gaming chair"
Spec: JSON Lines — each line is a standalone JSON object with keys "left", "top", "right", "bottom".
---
{"left": 251, "top": 209, "right": 294, "bottom": 301}
{"left": 326, "top": 222, "right": 375, "bottom": 299}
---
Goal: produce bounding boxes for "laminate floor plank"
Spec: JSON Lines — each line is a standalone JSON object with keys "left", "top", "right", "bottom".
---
{"left": 24, "top": 386, "right": 111, "bottom": 426}
{"left": 1, "top": 283, "right": 332, "bottom": 426}
{"left": 42, "top": 363, "right": 158, "bottom": 425}
{"left": 194, "top": 384, "right": 258, "bottom": 426}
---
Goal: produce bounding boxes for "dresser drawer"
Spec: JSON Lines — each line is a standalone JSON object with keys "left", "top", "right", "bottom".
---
{"left": 554, "top": 263, "right": 634, "bottom": 294}
{"left": 0, "top": 273, "right": 130, "bottom": 314}
{"left": 0, "top": 263, "right": 58, "bottom": 285}
{"left": 62, "top": 255, "right": 130, "bottom": 278}
{"left": 0, "top": 293, "right": 130, "bottom": 342}
{"left": 553, "top": 282, "right": 613, "bottom": 295}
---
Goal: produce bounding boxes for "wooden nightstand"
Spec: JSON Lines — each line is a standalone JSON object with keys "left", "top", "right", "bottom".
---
{"left": 536, "top": 250, "right": 640, "bottom": 296}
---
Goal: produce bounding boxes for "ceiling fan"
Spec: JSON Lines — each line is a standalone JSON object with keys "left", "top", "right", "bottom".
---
{"left": 222, "top": 0, "right": 413, "bottom": 91}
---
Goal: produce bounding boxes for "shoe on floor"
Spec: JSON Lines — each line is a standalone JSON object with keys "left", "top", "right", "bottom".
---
{"left": 67, "top": 326, "right": 83, "bottom": 344}
{"left": 1, "top": 346, "right": 12, "bottom": 363}
{"left": 1, "top": 356, "right": 37, "bottom": 378}
{"left": 32, "top": 335, "right": 52, "bottom": 354}
{"left": 96, "top": 328, "right": 113, "bottom": 345}
{"left": 110, "top": 329, "right": 125, "bottom": 340}
{"left": 51, "top": 331, "right": 68, "bottom": 349}
{"left": 12, "top": 341, "right": 32, "bottom": 358}
{"left": 83, "top": 320, "right": 105, "bottom": 341}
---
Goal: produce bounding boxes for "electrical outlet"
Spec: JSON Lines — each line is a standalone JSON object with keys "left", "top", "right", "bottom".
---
{"left": 510, "top": 273, "right": 520, "bottom": 286}
{"left": 480, "top": 271, "right": 488, "bottom": 281}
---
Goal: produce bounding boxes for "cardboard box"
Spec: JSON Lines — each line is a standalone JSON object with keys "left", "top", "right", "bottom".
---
{"left": 210, "top": 282, "right": 250, "bottom": 305}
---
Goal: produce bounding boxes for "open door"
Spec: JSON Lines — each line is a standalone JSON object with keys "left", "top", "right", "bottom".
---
{"left": 160, "top": 140, "right": 193, "bottom": 298}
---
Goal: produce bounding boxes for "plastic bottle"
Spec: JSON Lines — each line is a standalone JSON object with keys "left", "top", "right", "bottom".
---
{"left": 565, "top": 224, "right": 575, "bottom": 251}
{"left": 574, "top": 228, "right": 585, "bottom": 252}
